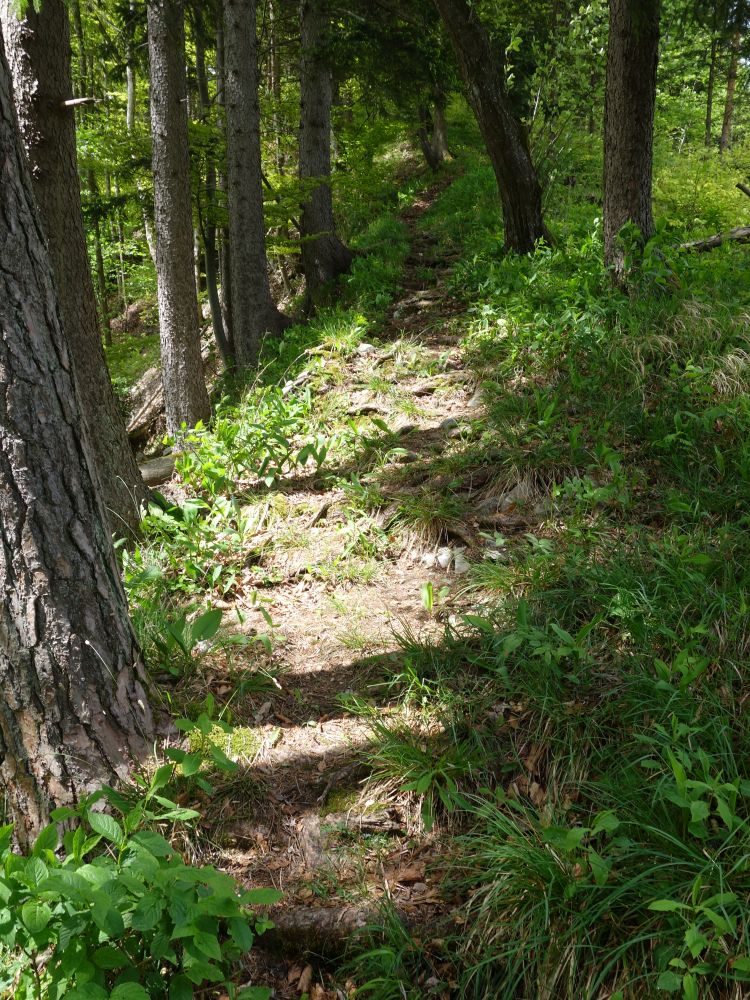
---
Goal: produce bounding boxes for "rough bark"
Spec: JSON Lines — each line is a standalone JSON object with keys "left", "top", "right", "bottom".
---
{"left": 432, "top": 0, "right": 548, "bottom": 253}
{"left": 224, "top": 0, "right": 287, "bottom": 369}
{"left": 147, "top": 0, "right": 210, "bottom": 432}
{"left": 719, "top": 26, "right": 740, "bottom": 153}
{"left": 0, "top": 33, "right": 154, "bottom": 849}
{"left": 215, "top": 18, "right": 233, "bottom": 347}
{"left": 418, "top": 97, "right": 452, "bottom": 172}
{"left": 126, "top": 0, "right": 157, "bottom": 264}
{"left": 603, "top": 0, "right": 660, "bottom": 282}
{"left": 681, "top": 225, "right": 750, "bottom": 251}
{"left": 299, "top": 0, "right": 352, "bottom": 299}
{"left": 0, "top": 0, "right": 148, "bottom": 535}
{"left": 195, "top": 24, "right": 233, "bottom": 366}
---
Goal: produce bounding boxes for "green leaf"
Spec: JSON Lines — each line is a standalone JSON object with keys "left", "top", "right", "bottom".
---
{"left": 591, "top": 810, "right": 620, "bottom": 836}
{"left": 656, "top": 970, "right": 682, "bottom": 992}
{"left": 228, "top": 917, "right": 254, "bottom": 951}
{"left": 131, "top": 892, "right": 164, "bottom": 931}
{"left": 731, "top": 956, "right": 750, "bottom": 974}
{"left": 65, "top": 985, "right": 108, "bottom": 1000}
{"left": 191, "top": 609, "right": 222, "bottom": 644}
{"left": 193, "top": 930, "right": 223, "bottom": 961}
{"left": 87, "top": 811, "right": 124, "bottom": 845}
{"left": 240, "top": 887, "right": 283, "bottom": 905}
{"left": 21, "top": 900, "right": 52, "bottom": 933}
{"left": 90, "top": 893, "right": 125, "bottom": 937}
{"left": 33, "top": 823, "right": 59, "bottom": 856}
{"left": 684, "top": 925, "right": 708, "bottom": 958}
{"left": 24, "top": 856, "right": 48, "bottom": 886}
{"left": 131, "top": 830, "right": 175, "bottom": 857}
{"left": 682, "top": 973, "right": 698, "bottom": 1000}
{"left": 689, "top": 800, "right": 710, "bottom": 823}
{"left": 180, "top": 753, "right": 203, "bottom": 777}
{"left": 183, "top": 959, "right": 224, "bottom": 984}
{"left": 648, "top": 899, "right": 687, "bottom": 913}
{"left": 237, "top": 989, "right": 273, "bottom": 1000}
{"left": 169, "top": 975, "right": 194, "bottom": 1000}
{"left": 110, "top": 984, "right": 150, "bottom": 1000}
{"left": 93, "top": 945, "right": 127, "bottom": 969}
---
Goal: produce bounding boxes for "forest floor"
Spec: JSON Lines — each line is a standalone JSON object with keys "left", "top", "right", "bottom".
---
{"left": 125, "top": 140, "right": 750, "bottom": 1000}
{"left": 185, "top": 176, "right": 485, "bottom": 998}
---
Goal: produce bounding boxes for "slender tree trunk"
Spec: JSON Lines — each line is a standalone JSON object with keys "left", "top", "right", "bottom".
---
{"left": 88, "top": 171, "right": 113, "bottom": 342}
{"left": 706, "top": 33, "right": 718, "bottom": 146}
{"left": 195, "top": 24, "right": 233, "bottom": 365}
{"left": 603, "top": 0, "right": 660, "bottom": 282}
{"left": 269, "top": 0, "right": 284, "bottom": 172}
{"left": 126, "top": 0, "right": 157, "bottom": 264}
{"left": 299, "top": 0, "right": 352, "bottom": 299}
{"left": 0, "top": 32, "right": 154, "bottom": 849}
{"left": 0, "top": 0, "right": 148, "bottom": 534}
{"left": 432, "top": 0, "right": 548, "bottom": 253}
{"left": 224, "top": 0, "right": 287, "bottom": 368}
{"left": 147, "top": 0, "right": 210, "bottom": 432}
{"left": 70, "top": 0, "right": 89, "bottom": 95}
{"left": 216, "top": 17, "right": 233, "bottom": 348}
{"left": 720, "top": 26, "right": 740, "bottom": 153}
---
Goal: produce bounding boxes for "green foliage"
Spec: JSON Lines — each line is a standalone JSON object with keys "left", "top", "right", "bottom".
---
{"left": 0, "top": 782, "right": 278, "bottom": 1000}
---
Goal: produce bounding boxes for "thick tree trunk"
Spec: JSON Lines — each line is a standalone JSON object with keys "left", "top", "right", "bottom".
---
{"left": 223, "top": 0, "right": 287, "bottom": 368}
{"left": 432, "top": 0, "right": 548, "bottom": 253}
{"left": 0, "top": 34, "right": 154, "bottom": 849}
{"left": 146, "top": 0, "right": 210, "bottom": 432}
{"left": 719, "top": 27, "right": 740, "bottom": 153}
{"left": 0, "top": 0, "right": 147, "bottom": 534}
{"left": 299, "top": 0, "right": 352, "bottom": 300}
{"left": 706, "top": 34, "right": 718, "bottom": 146}
{"left": 603, "top": 0, "right": 660, "bottom": 282}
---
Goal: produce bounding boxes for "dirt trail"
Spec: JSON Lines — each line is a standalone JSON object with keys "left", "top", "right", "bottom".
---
{"left": 206, "top": 179, "right": 481, "bottom": 996}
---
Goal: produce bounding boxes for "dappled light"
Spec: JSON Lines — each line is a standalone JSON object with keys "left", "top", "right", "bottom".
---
{"left": 1, "top": 1, "right": 750, "bottom": 998}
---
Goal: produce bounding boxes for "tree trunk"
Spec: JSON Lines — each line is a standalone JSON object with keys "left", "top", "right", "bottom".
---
{"left": 417, "top": 96, "right": 452, "bottom": 172}
{"left": 0, "top": 33, "right": 154, "bottom": 850}
{"left": 719, "top": 26, "right": 740, "bottom": 153}
{"left": 706, "top": 33, "right": 718, "bottom": 146}
{"left": 0, "top": 0, "right": 148, "bottom": 534}
{"left": 299, "top": 0, "right": 352, "bottom": 300}
{"left": 432, "top": 0, "right": 548, "bottom": 253}
{"left": 603, "top": 0, "right": 660, "bottom": 282}
{"left": 147, "top": 0, "right": 210, "bottom": 433}
{"left": 224, "top": 0, "right": 287, "bottom": 368}
{"left": 126, "top": 0, "right": 157, "bottom": 265}
{"left": 215, "top": 17, "right": 233, "bottom": 347}
{"left": 195, "top": 24, "right": 233, "bottom": 365}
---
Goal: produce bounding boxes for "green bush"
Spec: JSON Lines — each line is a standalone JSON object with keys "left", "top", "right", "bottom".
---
{"left": 0, "top": 777, "right": 278, "bottom": 1000}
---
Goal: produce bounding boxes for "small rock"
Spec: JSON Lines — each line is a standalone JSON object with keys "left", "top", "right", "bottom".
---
{"left": 356, "top": 342, "right": 376, "bottom": 356}
{"left": 437, "top": 547, "right": 453, "bottom": 569}
{"left": 422, "top": 552, "right": 437, "bottom": 568}
{"left": 439, "top": 416, "right": 459, "bottom": 431}
{"left": 453, "top": 549, "right": 470, "bottom": 574}
{"left": 466, "top": 388, "right": 484, "bottom": 408}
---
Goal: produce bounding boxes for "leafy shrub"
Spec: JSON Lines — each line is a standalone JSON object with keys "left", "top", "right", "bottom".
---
{"left": 0, "top": 775, "right": 279, "bottom": 1000}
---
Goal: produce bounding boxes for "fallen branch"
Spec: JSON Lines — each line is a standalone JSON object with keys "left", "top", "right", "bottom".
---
{"left": 736, "top": 182, "right": 750, "bottom": 199}
{"left": 681, "top": 226, "right": 750, "bottom": 253}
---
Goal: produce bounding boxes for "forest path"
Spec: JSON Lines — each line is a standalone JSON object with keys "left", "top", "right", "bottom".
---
{"left": 207, "top": 176, "right": 483, "bottom": 996}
